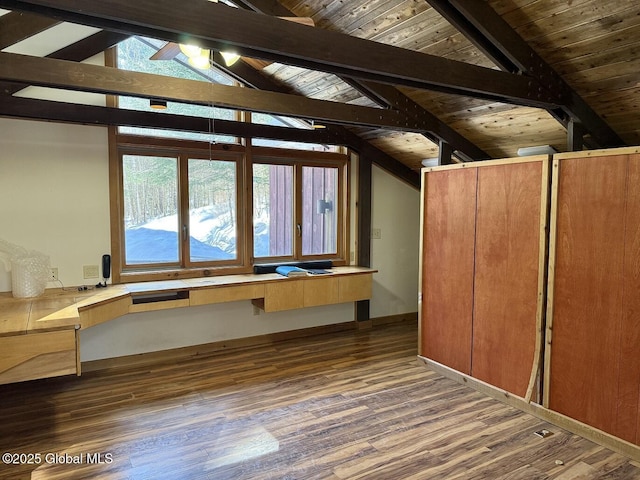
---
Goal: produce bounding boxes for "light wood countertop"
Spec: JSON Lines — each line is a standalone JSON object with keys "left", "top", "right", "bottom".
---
{"left": 0, "top": 267, "right": 376, "bottom": 336}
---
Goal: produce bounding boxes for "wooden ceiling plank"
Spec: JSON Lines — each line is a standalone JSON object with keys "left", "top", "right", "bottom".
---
{"left": 0, "top": 10, "right": 59, "bottom": 49}
{"left": 234, "top": 0, "right": 489, "bottom": 161}
{"left": 488, "top": 0, "right": 539, "bottom": 16}
{"left": 0, "top": 0, "right": 562, "bottom": 108}
{"left": 426, "top": 0, "right": 516, "bottom": 72}
{"left": 354, "top": 80, "right": 490, "bottom": 160}
{"left": 553, "top": 42, "right": 640, "bottom": 77}
{"left": 534, "top": 23, "right": 640, "bottom": 68}
{"left": 511, "top": 1, "right": 639, "bottom": 44}
{"left": 431, "top": 0, "right": 624, "bottom": 148}
{"left": 337, "top": 0, "right": 428, "bottom": 39}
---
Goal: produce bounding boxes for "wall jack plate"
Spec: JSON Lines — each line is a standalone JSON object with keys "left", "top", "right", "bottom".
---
{"left": 83, "top": 264, "right": 100, "bottom": 279}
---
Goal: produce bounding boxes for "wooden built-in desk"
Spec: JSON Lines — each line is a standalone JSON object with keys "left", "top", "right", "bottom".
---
{"left": 0, "top": 267, "right": 375, "bottom": 385}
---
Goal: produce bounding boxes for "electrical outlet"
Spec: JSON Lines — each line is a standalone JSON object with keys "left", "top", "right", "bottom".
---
{"left": 83, "top": 264, "right": 100, "bottom": 279}
{"left": 372, "top": 228, "right": 382, "bottom": 239}
{"left": 49, "top": 267, "right": 58, "bottom": 282}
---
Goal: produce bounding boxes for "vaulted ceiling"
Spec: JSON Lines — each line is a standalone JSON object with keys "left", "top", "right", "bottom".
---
{"left": 1, "top": 0, "right": 638, "bottom": 188}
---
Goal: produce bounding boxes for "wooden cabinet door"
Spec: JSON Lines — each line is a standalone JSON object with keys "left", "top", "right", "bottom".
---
{"left": 548, "top": 155, "right": 627, "bottom": 437}
{"left": 471, "top": 162, "right": 543, "bottom": 397}
{"left": 421, "top": 168, "right": 477, "bottom": 375}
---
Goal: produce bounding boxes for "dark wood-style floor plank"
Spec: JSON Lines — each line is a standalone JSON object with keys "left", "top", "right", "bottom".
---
{"left": 0, "top": 321, "right": 638, "bottom": 480}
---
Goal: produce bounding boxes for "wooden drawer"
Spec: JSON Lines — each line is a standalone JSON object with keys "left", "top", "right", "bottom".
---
{"left": 338, "top": 274, "right": 372, "bottom": 302}
{"left": 79, "top": 297, "right": 131, "bottom": 329}
{"left": 191, "top": 284, "right": 265, "bottom": 306}
{"left": 262, "top": 281, "right": 304, "bottom": 312}
{"left": 303, "top": 277, "right": 339, "bottom": 307}
{"left": 0, "top": 329, "right": 77, "bottom": 385}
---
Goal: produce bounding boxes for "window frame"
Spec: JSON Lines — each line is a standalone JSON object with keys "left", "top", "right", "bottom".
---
{"left": 106, "top": 42, "right": 350, "bottom": 284}
{"left": 251, "top": 151, "right": 349, "bottom": 265}
{"left": 110, "top": 136, "right": 250, "bottom": 283}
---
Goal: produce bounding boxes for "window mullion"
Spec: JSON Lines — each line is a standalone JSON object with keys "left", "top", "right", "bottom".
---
{"left": 294, "top": 163, "right": 303, "bottom": 260}
{"left": 179, "top": 155, "right": 190, "bottom": 267}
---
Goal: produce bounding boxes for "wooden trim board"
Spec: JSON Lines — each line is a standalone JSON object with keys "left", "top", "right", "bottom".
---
{"left": 543, "top": 157, "right": 561, "bottom": 408}
{"left": 525, "top": 157, "right": 551, "bottom": 402}
{"left": 554, "top": 146, "right": 640, "bottom": 160}
{"left": 421, "top": 154, "right": 550, "bottom": 173}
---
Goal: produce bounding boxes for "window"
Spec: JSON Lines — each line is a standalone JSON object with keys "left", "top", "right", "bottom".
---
{"left": 251, "top": 112, "right": 338, "bottom": 152}
{"left": 117, "top": 149, "right": 244, "bottom": 278}
{"left": 116, "top": 36, "right": 239, "bottom": 144}
{"left": 253, "top": 163, "right": 293, "bottom": 258}
{"left": 187, "top": 158, "right": 238, "bottom": 263}
{"left": 109, "top": 37, "right": 349, "bottom": 282}
{"left": 253, "top": 158, "right": 346, "bottom": 263}
{"left": 301, "top": 166, "right": 338, "bottom": 255}
{"left": 123, "top": 154, "right": 180, "bottom": 265}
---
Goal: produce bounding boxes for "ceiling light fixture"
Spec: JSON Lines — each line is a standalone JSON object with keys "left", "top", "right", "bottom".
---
{"left": 179, "top": 43, "right": 239, "bottom": 69}
{"left": 187, "top": 50, "right": 212, "bottom": 70}
{"left": 517, "top": 145, "right": 558, "bottom": 156}
{"left": 421, "top": 157, "right": 439, "bottom": 167}
{"left": 220, "top": 51, "right": 240, "bottom": 66}
{"left": 179, "top": 44, "right": 203, "bottom": 58}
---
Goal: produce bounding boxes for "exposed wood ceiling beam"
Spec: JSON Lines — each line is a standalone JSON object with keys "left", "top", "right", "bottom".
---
{"left": 0, "top": 0, "right": 564, "bottom": 108}
{"left": 0, "top": 52, "right": 437, "bottom": 132}
{"left": 0, "top": 19, "right": 418, "bottom": 187}
{"left": 0, "top": 10, "right": 59, "bottom": 49}
{"left": 0, "top": 95, "right": 420, "bottom": 188}
{"left": 425, "top": 0, "right": 625, "bottom": 148}
{"left": 0, "top": 95, "right": 336, "bottom": 143}
{"left": 230, "top": 0, "right": 284, "bottom": 16}
{"left": 218, "top": 0, "right": 490, "bottom": 161}
{"left": 350, "top": 80, "right": 489, "bottom": 161}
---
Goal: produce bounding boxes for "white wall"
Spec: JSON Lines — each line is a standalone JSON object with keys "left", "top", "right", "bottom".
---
{"left": 370, "top": 165, "right": 420, "bottom": 317}
{"left": 0, "top": 118, "right": 420, "bottom": 362}
{"left": 81, "top": 301, "right": 352, "bottom": 362}
{"left": 0, "top": 118, "right": 111, "bottom": 290}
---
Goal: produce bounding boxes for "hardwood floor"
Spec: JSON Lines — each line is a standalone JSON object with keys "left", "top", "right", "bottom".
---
{"left": 0, "top": 321, "right": 638, "bottom": 480}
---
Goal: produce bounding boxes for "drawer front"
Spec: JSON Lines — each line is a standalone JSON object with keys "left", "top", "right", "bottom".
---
{"left": 339, "top": 274, "right": 372, "bottom": 302}
{"left": 190, "top": 284, "right": 265, "bottom": 306}
{"left": 303, "top": 277, "right": 339, "bottom": 307}
{"left": 264, "top": 281, "right": 304, "bottom": 312}
{"left": 0, "top": 329, "right": 77, "bottom": 384}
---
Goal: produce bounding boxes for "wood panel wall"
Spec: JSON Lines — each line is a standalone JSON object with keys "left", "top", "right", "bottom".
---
{"left": 420, "top": 167, "right": 476, "bottom": 375}
{"left": 547, "top": 151, "right": 640, "bottom": 444}
{"left": 620, "top": 155, "right": 640, "bottom": 444}
{"left": 420, "top": 148, "right": 640, "bottom": 454}
{"left": 420, "top": 157, "right": 547, "bottom": 396}
{"left": 472, "top": 162, "right": 543, "bottom": 397}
